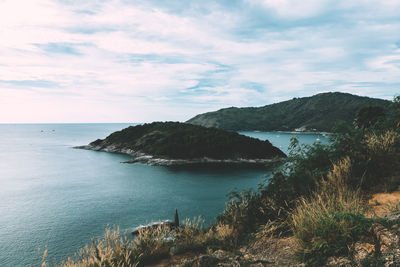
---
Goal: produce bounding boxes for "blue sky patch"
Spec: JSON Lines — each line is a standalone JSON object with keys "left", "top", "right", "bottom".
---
{"left": 33, "top": 43, "right": 83, "bottom": 55}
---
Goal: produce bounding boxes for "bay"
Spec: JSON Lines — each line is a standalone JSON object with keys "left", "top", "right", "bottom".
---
{"left": 0, "top": 124, "right": 328, "bottom": 266}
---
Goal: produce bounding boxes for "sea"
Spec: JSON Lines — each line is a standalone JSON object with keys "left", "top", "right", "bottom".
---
{"left": 0, "top": 124, "right": 329, "bottom": 266}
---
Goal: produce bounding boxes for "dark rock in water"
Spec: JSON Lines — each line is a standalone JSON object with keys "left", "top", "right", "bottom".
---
{"left": 174, "top": 209, "right": 179, "bottom": 228}
{"left": 132, "top": 209, "right": 180, "bottom": 235}
{"left": 131, "top": 220, "right": 175, "bottom": 235}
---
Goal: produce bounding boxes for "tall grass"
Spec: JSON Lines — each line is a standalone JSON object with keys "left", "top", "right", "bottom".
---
{"left": 291, "top": 158, "right": 371, "bottom": 265}
{"left": 172, "top": 217, "right": 207, "bottom": 254}
{"left": 364, "top": 130, "right": 399, "bottom": 155}
{"left": 48, "top": 226, "right": 171, "bottom": 267}
{"left": 172, "top": 217, "right": 239, "bottom": 254}
{"left": 356, "top": 130, "right": 400, "bottom": 192}
{"left": 47, "top": 218, "right": 242, "bottom": 267}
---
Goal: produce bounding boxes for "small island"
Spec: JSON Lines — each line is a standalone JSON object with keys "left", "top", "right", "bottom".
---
{"left": 75, "top": 122, "right": 286, "bottom": 166}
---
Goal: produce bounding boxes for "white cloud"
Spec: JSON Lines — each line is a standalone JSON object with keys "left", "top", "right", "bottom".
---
{"left": 0, "top": 0, "right": 399, "bottom": 122}
{"left": 248, "top": 0, "right": 333, "bottom": 19}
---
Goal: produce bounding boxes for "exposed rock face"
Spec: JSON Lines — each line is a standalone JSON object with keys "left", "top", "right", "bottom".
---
{"left": 76, "top": 143, "right": 283, "bottom": 166}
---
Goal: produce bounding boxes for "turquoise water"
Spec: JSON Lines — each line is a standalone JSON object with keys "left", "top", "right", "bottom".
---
{"left": 0, "top": 124, "right": 328, "bottom": 266}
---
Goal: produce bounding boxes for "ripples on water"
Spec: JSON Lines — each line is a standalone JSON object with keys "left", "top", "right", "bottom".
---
{"left": 0, "top": 124, "right": 328, "bottom": 266}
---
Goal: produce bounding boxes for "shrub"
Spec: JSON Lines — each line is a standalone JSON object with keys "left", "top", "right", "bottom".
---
{"left": 360, "top": 130, "right": 400, "bottom": 191}
{"left": 133, "top": 225, "right": 171, "bottom": 265}
{"left": 172, "top": 218, "right": 241, "bottom": 254}
{"left": 53, "top": 226, "right": 171, "bottom": 267}
{"left": 205, "top": 223, "right": 238, "bottom": 250}
{"left": 291, "top": 158, "right": 371, "bottom": 265}
{"left": 171, "top": 217, "right": 208, "bottom": 254}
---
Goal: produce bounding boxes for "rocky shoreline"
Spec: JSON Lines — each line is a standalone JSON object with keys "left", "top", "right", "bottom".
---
{"left": 74, "top": 144, "right": 282, "bottom": 167}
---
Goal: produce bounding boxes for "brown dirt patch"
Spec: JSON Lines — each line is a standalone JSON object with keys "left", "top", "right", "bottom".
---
{"left": 145, "top": 236, "right": 299, "bottom": 266}
{"left": 368, "top": 190, "right": 400, "bottom": 217}
{"left": 146, "top": 252, "right": 201, "bottom": 267}
{"left": 243, "top": 236, "right": 298, "bottom": 266}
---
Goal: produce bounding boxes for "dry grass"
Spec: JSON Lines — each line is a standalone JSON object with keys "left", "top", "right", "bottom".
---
{"left": 362, "top": 130, "right": 400, "bottom": 192}
{"left": 290, "top": 157, "right": 371, "bottom": 265}
{"left": 172, "top": 217, "right": 240, "bottom": 254}
{"left": 368, "top": 191, "right": 400, "bottom": 216}
{"left": 292, "top": 157, "right": 364, "bottom": 225}
{"left": 207, "top": 222, "right": 238, "bottom": 249}
{"left": 44, "top": 226, "right": 171, "bottom": 267}
{"left": 384, "top": 200, "right": 400, "bottom": 214}
{"left": 172, "top": 217, "right": 207, "bottom": 254}
{"left": 255, "top": 220, "right": 285, "bottom": 241}
{"left": 364, "top": 130, "right": 399, "bottom": 155}
{"left": 44, "top": 218, "right": 242, "bottom": 267}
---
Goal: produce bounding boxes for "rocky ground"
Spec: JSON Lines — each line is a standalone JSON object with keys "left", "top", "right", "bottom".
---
{"left": 146, "top": 191, "right": 400, "bottom": 267}
{"left": 75, "top": 144, "right": 281, "bottom": 167}
{"left": 148, "top": 236, "right": 299, "bottom": 267}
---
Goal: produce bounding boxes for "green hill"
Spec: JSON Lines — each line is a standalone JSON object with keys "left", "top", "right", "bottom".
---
{"left": 187, "top": 92, "right": 390, "bottom": 132}
{"left": 78, "top": 122, "right": 285, "bottom": 164}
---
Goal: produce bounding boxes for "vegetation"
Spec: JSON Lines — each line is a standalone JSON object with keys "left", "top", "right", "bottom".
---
{"left": 354, "top": 106, "right": 386, "bottom": 129}
{"left": 43, "top": 220, "right": 241, "bottom": 267}
{"left": 291, "top": 158, "right": 370, "bottom": 265}
{"left": 89, "top": 121, "right": 286, "bottom": 159}
{"left": 51, "top": 95, "right": 400, "bottom": 266}
{"left": 215, "top": 95, "right": 400, "bottom": 264}
{"left": 187, "top": 92, "right": 390, "bottom": 132}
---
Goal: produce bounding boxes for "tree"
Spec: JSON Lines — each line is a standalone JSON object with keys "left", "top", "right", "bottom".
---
{"left": 354, "top": 106, "right": 385, "bottom": 129}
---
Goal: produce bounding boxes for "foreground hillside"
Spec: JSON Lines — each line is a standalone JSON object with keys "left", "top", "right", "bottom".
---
{"left": 49, "top": 96, "right": 399, "bottom": 267}
{"left": 76, "top": 122, "right": 285, "bottom": 165}
{"left": 187, "top": 92, "right": 390, "bottom": 132}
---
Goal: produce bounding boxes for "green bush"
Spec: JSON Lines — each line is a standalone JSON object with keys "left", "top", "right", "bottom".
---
{"left": 295, "top": 211, "right": 371, "bottom": 265}
{"left": 53, "top": 95, "right": 400, "bottom": 266}
{"left": 291, "top": 158, "right": 372, "bottom": 265}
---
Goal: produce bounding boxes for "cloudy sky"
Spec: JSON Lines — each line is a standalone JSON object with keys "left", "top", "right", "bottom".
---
{"left": 1, "top": 0, "right": 399, "bottom": 123}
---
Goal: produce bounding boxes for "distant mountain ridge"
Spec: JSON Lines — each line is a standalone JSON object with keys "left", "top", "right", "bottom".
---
{"left": 187, "top": 92, "right": 391, "bottom": 132}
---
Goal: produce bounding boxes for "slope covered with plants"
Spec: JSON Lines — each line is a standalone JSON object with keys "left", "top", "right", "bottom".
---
{"left": 187, "top": 92, "right": 390, "bottom": 132}
{"left": 47, "top": 96, "right": 400, "bottom": 267}
{"left": 85, "top": 121, "right": 286, "bottom": 160}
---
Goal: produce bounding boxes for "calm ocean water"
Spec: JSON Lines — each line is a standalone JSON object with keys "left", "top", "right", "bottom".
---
{"left": 0, "top": 124, "right": 328, "bottom": 266}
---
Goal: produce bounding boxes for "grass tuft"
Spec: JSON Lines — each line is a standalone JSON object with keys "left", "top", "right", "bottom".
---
{"left": 291, "top": 158, "right": 371, "bottom": 265}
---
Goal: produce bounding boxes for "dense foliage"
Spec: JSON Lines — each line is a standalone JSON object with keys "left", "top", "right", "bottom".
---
{"left": 218, "top": 95, "right": 400, "bottom": 228}
{"left": 187, "top": 92, "right": 390, "bottom": 132}
{"left": 216, "top": 95, "right": 400, "bottom": 265}
{"left": 90, "top": 121, "right": 286, "bottom": 159}
{"left": 52, "top": 95, "right": 400, "bottom": 267}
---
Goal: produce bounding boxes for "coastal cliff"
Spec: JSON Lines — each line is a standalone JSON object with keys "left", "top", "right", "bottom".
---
{"left": 75, "top": 122, "right": 286, "bottom": 166}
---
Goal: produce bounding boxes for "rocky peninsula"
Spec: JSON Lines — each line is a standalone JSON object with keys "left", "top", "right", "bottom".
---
{"left": 75, "top": 121, "right": 286, "bottom": 166}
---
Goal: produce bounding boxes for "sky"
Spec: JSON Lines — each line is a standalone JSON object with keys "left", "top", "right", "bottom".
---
{"left": 0, "top": 0, "right": 399, "bottom": 123}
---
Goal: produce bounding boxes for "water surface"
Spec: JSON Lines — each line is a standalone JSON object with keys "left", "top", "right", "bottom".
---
{"left": 0, "top": 124, "right": 328, "bottom": 266}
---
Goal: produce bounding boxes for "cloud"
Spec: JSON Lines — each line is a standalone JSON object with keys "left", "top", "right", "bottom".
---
{"left": 247, "top": 0, "right": 332, "bottom": 19}
{"left": 0, "top": 0, "right": 399, "bottom": 122}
